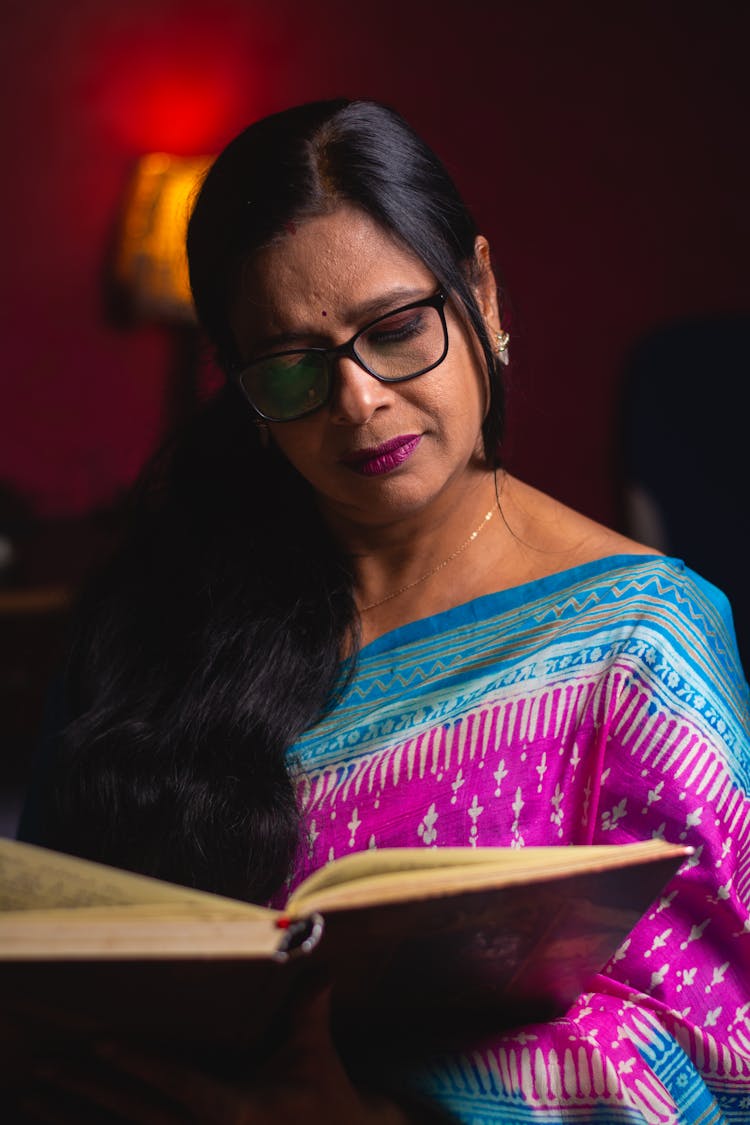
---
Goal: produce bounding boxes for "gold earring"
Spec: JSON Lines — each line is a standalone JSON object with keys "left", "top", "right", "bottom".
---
{"left": 495, "top": 330, "right": 510, "bottom": 366}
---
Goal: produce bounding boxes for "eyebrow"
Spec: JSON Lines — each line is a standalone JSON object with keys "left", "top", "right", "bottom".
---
{"left": 250, "top": 285, "right": 434, "bottom": 355}
{"left": 344, "top": 285, "right": 432, "bottom": 323}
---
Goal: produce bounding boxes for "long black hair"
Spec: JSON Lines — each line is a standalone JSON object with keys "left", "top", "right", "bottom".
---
{"left": 46, "top": 99, "right": 506, "bottom": 903}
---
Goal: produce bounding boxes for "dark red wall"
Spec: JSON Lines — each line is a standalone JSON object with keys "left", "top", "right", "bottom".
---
{"left": 2, "top": 0, "right": 748, "bottom": 525}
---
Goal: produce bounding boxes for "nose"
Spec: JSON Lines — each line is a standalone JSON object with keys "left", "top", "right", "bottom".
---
{"left": 328, "top": 355, "right": 394, "bottom": 426}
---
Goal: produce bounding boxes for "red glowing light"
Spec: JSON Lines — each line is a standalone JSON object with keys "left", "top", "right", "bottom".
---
{"left": 117, "top": 64, "right": 242, "bottom": 153}
{"left": 87, "top": 14, "right": 265, "bottom": 154}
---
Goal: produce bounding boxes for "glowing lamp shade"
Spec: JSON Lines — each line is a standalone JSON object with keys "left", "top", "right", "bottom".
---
{"left": 115, "top": 153, "right": 213, "bottom": 322}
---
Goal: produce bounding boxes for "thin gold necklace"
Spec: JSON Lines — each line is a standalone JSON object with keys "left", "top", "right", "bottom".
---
{"left": 361, "top": 507, "right": 495, "bottom": 613}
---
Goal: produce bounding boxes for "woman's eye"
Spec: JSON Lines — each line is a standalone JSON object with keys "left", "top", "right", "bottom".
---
{"left": 365, "top": 310, "right": 425, "bottom": 347}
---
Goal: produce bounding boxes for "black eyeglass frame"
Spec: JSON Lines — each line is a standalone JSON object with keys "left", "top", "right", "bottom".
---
{"left": 231, "top": 290, "right": 449, "bottom": 423}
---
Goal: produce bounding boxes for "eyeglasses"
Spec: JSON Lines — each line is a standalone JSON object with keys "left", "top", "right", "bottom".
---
{"left": 232, "top": 290, "right": 449, "bottom": 423}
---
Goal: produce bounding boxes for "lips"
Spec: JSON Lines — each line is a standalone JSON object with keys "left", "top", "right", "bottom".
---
{"left": 341, "top": 434, "right": 422, "bottom": 477}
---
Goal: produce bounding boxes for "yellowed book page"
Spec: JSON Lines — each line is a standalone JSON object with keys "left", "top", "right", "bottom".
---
{"left": 288, "top": 840, "right": 689, "bottom": 915}
{"left": 0, "top": 839, "right": 260, "bottom": 914}
{"left": 0, "top": 902, "right": 281, "bottom": 959}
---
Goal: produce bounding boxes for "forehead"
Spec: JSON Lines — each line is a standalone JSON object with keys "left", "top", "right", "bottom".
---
{"left": 234, "top": 205, "right": 435, "bottom": 337}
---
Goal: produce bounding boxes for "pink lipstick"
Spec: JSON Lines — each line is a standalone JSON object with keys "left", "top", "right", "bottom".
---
{"left": 341, "top": 434, "right": 421, "bottom": 477}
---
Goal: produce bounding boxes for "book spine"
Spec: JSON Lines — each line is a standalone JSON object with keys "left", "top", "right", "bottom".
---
{"left": 273, "top": 912, "right": 325, "bottom": 962}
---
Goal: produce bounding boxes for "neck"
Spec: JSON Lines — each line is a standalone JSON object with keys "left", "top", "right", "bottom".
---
{"left": 322, "top": 466, "right": 506, "bottom": 631}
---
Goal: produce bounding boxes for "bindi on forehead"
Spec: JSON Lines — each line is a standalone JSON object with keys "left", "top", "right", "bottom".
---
{"left": 321, "top": 310, "right": 327, "bottom": 316}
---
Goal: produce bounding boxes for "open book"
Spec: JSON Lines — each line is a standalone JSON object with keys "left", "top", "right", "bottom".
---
{"left": 0, "top": 837, "right": 688, "bottom": 1055}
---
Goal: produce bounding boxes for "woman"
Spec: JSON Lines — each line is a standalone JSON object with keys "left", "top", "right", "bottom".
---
{"left": 24, "top": 99, "right": 750, "bottom": 1122}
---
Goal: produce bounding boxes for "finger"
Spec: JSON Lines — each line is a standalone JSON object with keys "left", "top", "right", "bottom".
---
{"left": 13, "top": 1086, "right": 146, "bottom": 1125}
{"left": 10, "top": 1089, "right": 86, "bottom": 1125}
{"left": 261, "top": 986, "right": 336, "bottom": 1086}
{"left": 12, "top": 1096, "right": 80, "bottom": 1124}
{"left": 29, "top": 1053, "right": 189, "bottom": 1125}
{"left": 262, "top": 981, "right": 359, "bottom": 1101}
{"left": 283, "top": 979, "right": 334, "bottom": 1050}
{"left": 95, "top": 1041, "right": 256, "bottom": 1124}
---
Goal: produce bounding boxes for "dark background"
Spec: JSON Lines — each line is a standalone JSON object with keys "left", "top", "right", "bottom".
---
{"left": 1, "top": 0, "right": 748, "bottom": 827}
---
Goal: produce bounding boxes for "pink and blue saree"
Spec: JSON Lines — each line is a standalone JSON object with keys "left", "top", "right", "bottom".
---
{"left": 283, "top": 555, "right": 750, "bottom": 1123}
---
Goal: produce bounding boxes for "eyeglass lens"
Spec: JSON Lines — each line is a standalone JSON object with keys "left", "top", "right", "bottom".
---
{"left": 354, "top": 304, "right": 444, "bottom": 379}
{"left": 241, "top": 353, "right": 329, "bottom": 421}
{"left": 239, "top": 301, "right": 445, "bottom": 422}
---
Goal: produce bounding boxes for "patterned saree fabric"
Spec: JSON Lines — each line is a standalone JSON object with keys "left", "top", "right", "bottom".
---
{"left": 283, "top": 555, "right": 750, "bottom": 1123}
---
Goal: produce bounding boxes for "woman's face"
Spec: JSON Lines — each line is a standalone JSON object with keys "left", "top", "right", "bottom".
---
{"left": 232, "top": 205, "right": 497, "bottom": 531}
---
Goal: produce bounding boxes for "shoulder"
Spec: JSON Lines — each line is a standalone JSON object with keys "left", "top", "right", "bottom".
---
{"left": 500, "top": 475, "right": 656, "bottom": 570}
{"left": 498, "top": 475, "right": 745, "bottom": 677}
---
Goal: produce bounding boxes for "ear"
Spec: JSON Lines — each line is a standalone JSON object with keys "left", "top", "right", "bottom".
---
{"left": 471, "top": 235, "right": 502, "bottom": 334}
